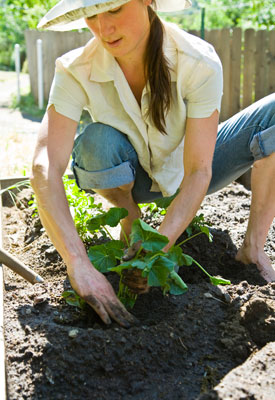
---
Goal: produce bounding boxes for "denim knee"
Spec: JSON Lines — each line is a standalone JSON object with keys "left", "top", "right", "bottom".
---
{"left": 72, "top": 122, "right": 137, "bottom": 171}
{"left": 252, "top": 93, "right": 275, "bottom": 126}
{"left": 71, "top": 122, "right": 139, "bottom": 190}
{"left": 249, "top": 94, "right": 275, "bottom": 160}
{"left": 208, "top": 94, "right": 275, "bottom": 194}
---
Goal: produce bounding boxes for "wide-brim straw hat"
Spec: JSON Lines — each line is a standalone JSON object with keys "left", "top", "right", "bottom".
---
{"left": 38, "top": 0, "right": 192, "bottom": 31}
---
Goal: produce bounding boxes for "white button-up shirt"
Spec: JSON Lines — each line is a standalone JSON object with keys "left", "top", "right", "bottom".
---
{"left": 48, "top": 20, "right": 223, "bottom": 196}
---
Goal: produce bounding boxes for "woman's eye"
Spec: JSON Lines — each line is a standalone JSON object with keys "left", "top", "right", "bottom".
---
{"left": 109, "top": 6, "right": 122, "bottom": 14}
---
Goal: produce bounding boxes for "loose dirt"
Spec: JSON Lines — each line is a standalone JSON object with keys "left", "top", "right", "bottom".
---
{"left": 2, "top": 183, "right": 275, "bottom": 400}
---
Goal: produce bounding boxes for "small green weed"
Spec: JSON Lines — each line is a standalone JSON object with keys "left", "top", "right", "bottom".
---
{"left": 61, "top": 290, "right": 86, "bottom": 310}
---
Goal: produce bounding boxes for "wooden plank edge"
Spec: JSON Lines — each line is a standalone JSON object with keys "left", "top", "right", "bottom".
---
{"left": 0, "top": 173, "right": 74, "bottom": 191}
{"left": 0, "top": 182, "right": 7, "bottom": 399}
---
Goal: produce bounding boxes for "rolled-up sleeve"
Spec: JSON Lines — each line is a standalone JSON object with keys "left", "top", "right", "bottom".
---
{"left": 47, "top": 59, "right": 88, "bottom": 122}
{"left": 185, "top": 58, "right": 223, "bottom": 119}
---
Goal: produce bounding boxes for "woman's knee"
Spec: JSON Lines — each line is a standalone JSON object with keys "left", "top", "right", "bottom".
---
{"left": 72, "top": 122, "right": 137, "bottom": 171}
{"left": 253, "top": 94, "right": 275, "bottom": 126}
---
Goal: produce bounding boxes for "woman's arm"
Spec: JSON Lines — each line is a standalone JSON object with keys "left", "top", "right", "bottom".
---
{"left": 158, "top": 109, "right": 219, "bottom": 249}
{"left": 31, "top": 105, "right": 136, "bottom": 327}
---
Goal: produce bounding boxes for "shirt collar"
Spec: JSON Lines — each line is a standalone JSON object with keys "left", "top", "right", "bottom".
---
{"left": 89, "top": 39, "right": 117, "bottom": 83}
{"left": 88, "top": 31, "right": 178, "bottom": 84}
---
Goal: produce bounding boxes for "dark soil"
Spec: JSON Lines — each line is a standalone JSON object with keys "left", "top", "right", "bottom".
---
{"left": 2, "top": 183, "right": 275, "bottom": 400}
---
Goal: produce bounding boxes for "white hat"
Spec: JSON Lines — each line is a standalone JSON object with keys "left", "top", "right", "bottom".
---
{"left": 38, "top": 0, "right": 192, "bottom": 31}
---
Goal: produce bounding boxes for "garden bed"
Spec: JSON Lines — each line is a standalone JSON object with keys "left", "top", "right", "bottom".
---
{"left": 1, "top": 181, "right": 275, "bottom": 400}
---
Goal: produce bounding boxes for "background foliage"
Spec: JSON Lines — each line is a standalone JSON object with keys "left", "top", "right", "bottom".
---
{"left": 0, "top": 0, "right": 58, "bottom": 69}
{"left": 163, "top": 0, "right": 275, "bottom": 31}
{"left": 0, "top": 0, "right": 274, "bottom": 69}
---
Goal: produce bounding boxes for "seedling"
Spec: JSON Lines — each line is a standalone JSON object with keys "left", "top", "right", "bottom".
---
{"left": 185, "top": 213, "right": 213, "bottom": 239}
{"left": 62, "top": 290, "right": 86, "bottom": 310}
{"left": 87, "top": 208, "right": 231, "bottom": 309}
{"left": 26, "top": 179, "right": 228, "bottom": 310}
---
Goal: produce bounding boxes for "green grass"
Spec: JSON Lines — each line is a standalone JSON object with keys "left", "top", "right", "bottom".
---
{"left": 11, "top": 92, "right": 46, "bottom": 119}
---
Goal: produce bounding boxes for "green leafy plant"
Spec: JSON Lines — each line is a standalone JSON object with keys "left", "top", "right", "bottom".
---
{"left": 29, "top": 176, "right": 105, "bottom": 240}
{"left": 61, "top": 290, "right": 86, "bottom": 310}
{"left": 87, "top": 208, "right": 128, "bottom": 270}
{"left": 11, "top": 92, "right": 46, "bottom": 119}
{"left": 63, "top": 176, "right": 106, "bottom": 242}
{"left": 138, "top": 191, "right": 178, "bottom": 217}
{"left": 185, "top": 213, "right": 213, "bottom": 240}
{"left": 87, "top": 207, "right": 231, "bottom": 309}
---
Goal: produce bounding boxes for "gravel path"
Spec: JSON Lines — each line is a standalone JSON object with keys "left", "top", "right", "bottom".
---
{"left": 0, "top": 71, "right": 41, "bottom": 178}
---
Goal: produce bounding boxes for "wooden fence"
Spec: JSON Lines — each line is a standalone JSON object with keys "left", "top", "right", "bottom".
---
{"left": 25, "top": 28, "right": 275, "bottom": 122}
{"left": 24, "top": 30, "right": 92, "bottom": 108}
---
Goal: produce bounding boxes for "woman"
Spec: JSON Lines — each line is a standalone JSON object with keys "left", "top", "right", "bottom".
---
{"left": 32, "top": 0, "right": 275, "bottom": 326}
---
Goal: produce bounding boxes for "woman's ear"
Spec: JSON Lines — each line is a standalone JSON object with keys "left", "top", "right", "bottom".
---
{"left": 143, "top": 0, "right": 152, "bottom": 6}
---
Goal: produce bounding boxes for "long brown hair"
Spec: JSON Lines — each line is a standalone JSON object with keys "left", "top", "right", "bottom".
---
{"left": 144, "top": 3, "right": 172, "bottom": 134}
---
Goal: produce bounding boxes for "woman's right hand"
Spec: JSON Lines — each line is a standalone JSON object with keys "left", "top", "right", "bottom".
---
{"left": 66, "top": 256, "right": 137, "bottom": 327}
{"left": 32, "top": 108, "right": 137, "bottom": 327}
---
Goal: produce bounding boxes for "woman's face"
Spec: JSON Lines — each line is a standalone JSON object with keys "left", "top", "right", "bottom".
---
{"left": 85, "top": 0, "right": 151, "bottom": 62}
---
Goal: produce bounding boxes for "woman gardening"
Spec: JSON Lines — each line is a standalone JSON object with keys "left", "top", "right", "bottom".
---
{"left": 32, "top": 0, "right": 275, "bottom": 326}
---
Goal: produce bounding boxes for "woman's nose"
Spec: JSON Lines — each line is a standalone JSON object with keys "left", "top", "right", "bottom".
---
{"left": 97, "top": 14, "right": 115, "bottom": 37}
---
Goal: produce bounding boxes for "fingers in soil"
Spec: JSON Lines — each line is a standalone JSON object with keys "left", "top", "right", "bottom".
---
{"left": 83, "top": 294, "right": 111, "bottom": 325}
{"left": 106, "top": 301, "right": 139, "bottom": 328}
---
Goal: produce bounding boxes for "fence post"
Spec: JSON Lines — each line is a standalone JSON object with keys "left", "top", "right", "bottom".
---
{"left": 36, "top": 39, "right": 44, "bottom": 110}
{"left": 15, "top": 44, "right": 21, "bottom": 103}
{"left": 200, "top": 8, "right": 205, "bottom": 39}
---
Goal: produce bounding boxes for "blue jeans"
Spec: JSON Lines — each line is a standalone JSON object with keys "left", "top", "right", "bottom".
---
{"left": 72, "top": 94, "right": 275, "bottom": 203}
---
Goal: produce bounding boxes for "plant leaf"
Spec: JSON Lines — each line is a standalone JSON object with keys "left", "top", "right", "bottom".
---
{"left": 61, "top": 290, "right": 86, "bottom": 309}
{"left": 88, "top": 240, "right": 124, "bottom": 273}
{"left": 87, "top": 213, "right": 105, "bottom": 232}
{"left": 104, "top": 207, "right": 128, "bottom": 227}
{"left": 200, "top": 226, "right": 213, "bottom": 242}
{"left": 109, "top": 259, "right": 147, "bottom": 274}
{"left": 105, "top": 240, "right": 125, "bottom": 258}
{"left": 185, "top": 226, "right": 192, "bottom": 237}
{"left": 148, "top": 264, "right": 170, "bottom": 287}
{"left": 182, "top": 253, "right": 194, "bottom": 266}
{"left": 167, "top": 246, "right": 193, "bottom": 268}
{"left": 152, "top": 255, "right": 175, "bottom": 272}
{"left": 168, "top": 280, "right": 188, "bottom": 295}
{"left": 166, "top": 246, "right": 182, "bottom": 266}
{"left": 210, "top": 276, "right": 231, "bottom": 286}
{"left": 130, "top": 219, "right": 169, "bottom": 251}
{"left": 87, "top": 208, "right": 128, "bottom": 232}
{"left": 169, "top": 271, "right": 188, "bottom": 294}
{"left": 154, "top": 191, "right": 178, "bottom": 209}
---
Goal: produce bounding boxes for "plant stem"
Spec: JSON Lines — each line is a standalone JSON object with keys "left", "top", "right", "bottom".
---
{"left": 192, "top": 259, "right": 212, "bottom": 279}
{"left": 102, "top": 226, "right": 114, "bottom": 241}
{"left": 119, "top": 223, "right": 129, "bottom": 248}
{"left": 135, "top": 246, "right": 144, "bottom": 259}
{"left": 176, "top": 231, "right": 203, "bottom": 247}
{"left": 118, "top": 278, "right": 138, "bottom": 308}
{"left": 149, "top": 252, "right": 162, "bottom": 261}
